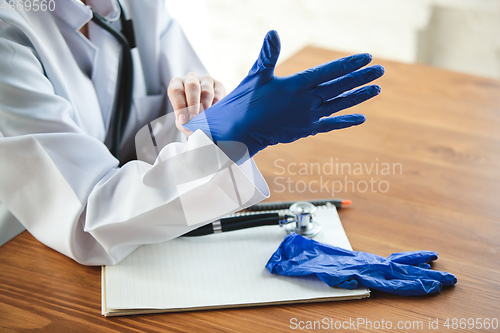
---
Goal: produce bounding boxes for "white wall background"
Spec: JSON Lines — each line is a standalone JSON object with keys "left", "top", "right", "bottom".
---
{"left": 165, "top": 0, "right": 500, "bottom": 91}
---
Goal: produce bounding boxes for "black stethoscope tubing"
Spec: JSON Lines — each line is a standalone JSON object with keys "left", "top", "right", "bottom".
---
{"left": 181, "top": 199, "right": 345, "bottom": 237}
{"left": 182, "top": 213, "right": 288, "bottom": 237}
{"left": 90, "top": 3, "right": 135, "bottom": 162}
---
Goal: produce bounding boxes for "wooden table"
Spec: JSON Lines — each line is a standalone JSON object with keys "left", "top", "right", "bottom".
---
{"left": 1, "top": 47, "right": 500, "bottom": 332}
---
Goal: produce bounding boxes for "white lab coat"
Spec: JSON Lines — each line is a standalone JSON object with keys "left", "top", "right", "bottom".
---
{"left": 0, "top": 0, "right": 269, "bottom": 265}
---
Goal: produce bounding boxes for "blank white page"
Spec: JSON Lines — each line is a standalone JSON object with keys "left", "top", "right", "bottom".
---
{"left": 103, "top": 206, "right": 369, "bottom": 314}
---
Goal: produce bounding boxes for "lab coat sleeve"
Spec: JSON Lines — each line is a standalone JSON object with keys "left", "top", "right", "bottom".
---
{"left": 0, "top": 19, "right": 270, "bottom": 265}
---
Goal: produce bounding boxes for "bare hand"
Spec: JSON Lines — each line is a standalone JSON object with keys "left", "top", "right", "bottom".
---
{"left": 167, "top": 72, "right": 226, "bottom": 137}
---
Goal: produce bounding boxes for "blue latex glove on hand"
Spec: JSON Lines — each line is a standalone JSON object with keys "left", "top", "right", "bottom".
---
{"left": 183, "top": 30, "right": 384, "bottom": 161}
{"left": 266, "top": 233, "right": 457, "bottom": 296}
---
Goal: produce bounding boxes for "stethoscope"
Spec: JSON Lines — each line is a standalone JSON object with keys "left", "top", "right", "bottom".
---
{"left": 182, "top": 199, "right": 350, "bottom": 238}
{"left": 90, "top": 3, "right": 135, "bottom": 161}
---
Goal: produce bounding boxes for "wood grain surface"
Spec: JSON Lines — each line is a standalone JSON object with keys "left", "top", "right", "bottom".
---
{"left": 1, "top": 47, "right": 499, "bottom": 332}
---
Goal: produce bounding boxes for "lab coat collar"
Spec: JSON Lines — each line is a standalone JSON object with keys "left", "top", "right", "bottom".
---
{"left": 51, "top": 0, "right": 120, "bottom": 32}
{"left": 86, "top": 0, "right": 121, "bottom": 21}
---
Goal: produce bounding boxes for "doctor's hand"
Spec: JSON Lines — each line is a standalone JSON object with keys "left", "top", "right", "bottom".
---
{"left": 168, "top": 72, "right": 226, "bottom": 138}
{"left": 183, "top": 30, "right": 384, "bottom": 161}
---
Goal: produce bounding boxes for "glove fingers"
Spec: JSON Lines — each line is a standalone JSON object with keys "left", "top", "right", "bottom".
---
{"left": 313, "top": 65, "right": 384, "bottom": 102}
{"left": 295, "top": 53, "right": 373, "bottom": 90}
{"left": 247, "top": 30, "right": 281, "bottom": 77}
{"left": 389, "top": 262, "right": 458, "bottom": 286}
{"left": 387, "top": 251, "right": 438, "bottom": 265}
{"left": 361, "top": 276, "right": 444, "bottom": 296}
{"left": 417, "top": 263, "right": 432, "bottom": 269}
{"left": 314, "top": 85, "right": 381, "bottom": 118}
{"left": 315, "top": 114, "right": 366, "bottom": 134}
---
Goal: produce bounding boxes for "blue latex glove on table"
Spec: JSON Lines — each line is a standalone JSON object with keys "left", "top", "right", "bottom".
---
{"left": 266, "top": 233, "right": 457, "bottom": 296}
{"left": 183, "top": 31, "right": 384, "bottom": 162}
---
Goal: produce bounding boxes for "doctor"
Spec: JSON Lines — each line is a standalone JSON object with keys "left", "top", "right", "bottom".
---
{"left": 0, "top": 0, "right": 384, "bottom": 265}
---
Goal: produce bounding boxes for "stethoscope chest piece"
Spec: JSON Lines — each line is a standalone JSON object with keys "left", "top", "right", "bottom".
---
{"left": 285, "top": 201, "right": 322, "bottom": 238}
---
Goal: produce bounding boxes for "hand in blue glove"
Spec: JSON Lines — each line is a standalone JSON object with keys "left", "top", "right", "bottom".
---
{"left": 266, "top": 233, "right": 457, "bottom": 296}
{"left": 183, "top": 30, "right": 384, "bottom": 162}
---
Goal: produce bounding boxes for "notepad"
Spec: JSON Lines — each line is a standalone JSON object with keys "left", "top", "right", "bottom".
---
{"left": 102, "top": 205, "right": 370, "bottom": 316}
